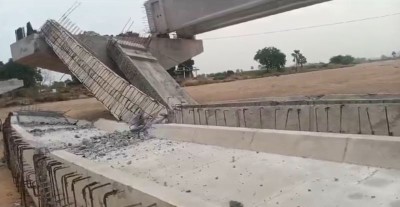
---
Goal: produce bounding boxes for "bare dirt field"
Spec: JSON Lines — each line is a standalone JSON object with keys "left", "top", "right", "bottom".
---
{"left": 186, "top": 59, "right": 400, "bottom": 103}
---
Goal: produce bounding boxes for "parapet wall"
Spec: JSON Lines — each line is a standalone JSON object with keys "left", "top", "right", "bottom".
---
{"left": 172, "top": 99, "right": 400, "bottom": 136}
{"left": 152, "top": 124, "right": 400, "bottom": 169}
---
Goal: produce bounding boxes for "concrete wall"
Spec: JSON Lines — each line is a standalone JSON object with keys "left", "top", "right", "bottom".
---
{"left": 152, "top": 124, "right": 400, "bottom": 169}
{"left": 145, "top": 0, "right": 330, "bottom": 36}
{"left": 107, "top": 39, "right": 197, "bottom": 107}
{"left": 0, "top": 79, "right": 24, "bottom": 95}
{"left": 10, "top": 33, "right": 70, "bottom": 73}
{"left": 149, "top": 37, "right": 203, "bottom": 69}
{"left": 11, "top": 33, "right": 125, "bottom": 76}
{"left": 172, "top": 100, "right": 400, "bottom": 136}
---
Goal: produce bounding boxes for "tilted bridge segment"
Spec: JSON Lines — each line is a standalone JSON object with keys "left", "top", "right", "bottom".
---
{"left": 10, "top": 0, "right": 332, "bottom": 124}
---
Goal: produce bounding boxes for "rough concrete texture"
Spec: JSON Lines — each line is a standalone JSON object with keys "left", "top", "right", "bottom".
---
{"left": 10, "top": 33, "right": 70, "bottom": 73}
{"left": 90, "top": 138, "right": 400, "bottom": 207}
{"left": 9, "top": 113, "right": 400, "bottom": 207}
{"left": 0, "top": 79, "right": 23, "bottom": 95}
{"left": 41, "top": 20, "right": 166, "bottom": 123}
{"left": 107, "top": 39, "right": 197, "bottom": 107}
{"left": 12, "top": 33, "right": 203, "bottom": 77}
{"left": 11, "top": 33, "right": 126, "bottom": 76}
{"left": 148, "top": 37, "right": 203, "bottom": 70}
{"left": 145, "top": 0, "right": 331, "bottom": 36}
{"left": 174, "top": 101, "right": 400, "bottom": 136}
{"left": 152, "top": 124, "right": 400, "bottom": 170}
{"left": 9, "top": 112, "right": 217, "bottom": 207}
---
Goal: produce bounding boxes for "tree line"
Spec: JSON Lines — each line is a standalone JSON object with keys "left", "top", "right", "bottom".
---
{"left": 253, "top": 46, "right": 399, "bottom": 72}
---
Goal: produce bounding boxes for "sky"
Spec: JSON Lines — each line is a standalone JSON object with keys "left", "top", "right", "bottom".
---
{"left": 0, "top": 0, "right": 399, "bottom": 79}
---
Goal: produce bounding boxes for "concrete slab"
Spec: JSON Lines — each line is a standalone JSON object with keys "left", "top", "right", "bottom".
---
{"left": 0, "top": 79, "right": 23, "bottom": 94}
{"left": 94, "top": 137, "right": 400, "bottom": 207}
{"left": 152, "top": 124, "right": 400, "bottom": 169}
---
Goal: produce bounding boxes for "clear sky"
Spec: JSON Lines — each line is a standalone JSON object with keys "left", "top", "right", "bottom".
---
{"left": 0, "top": 0, "right": 399, "bottom": 77}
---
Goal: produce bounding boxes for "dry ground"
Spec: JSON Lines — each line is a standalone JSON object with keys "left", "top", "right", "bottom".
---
{"left": 0, "top": 59, "right": 398, "bottom": 206}
{"left": 186, "top": 59, "right": 400, "bottom": 103}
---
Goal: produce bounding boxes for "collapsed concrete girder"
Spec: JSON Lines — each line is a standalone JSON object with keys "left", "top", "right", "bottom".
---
{"left": 11, "top": 33, "right": 203, "bottom": 74}
{"left": 0, "top": 79, "right": 24, "bottom": 95}
{"left": 145, "top": 0, "right": 331, "bottom": 37}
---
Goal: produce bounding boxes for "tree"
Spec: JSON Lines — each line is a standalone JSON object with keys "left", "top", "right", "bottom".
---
{"left": 177, "top": 59, "right": 195, "bottom": 79}
{"left": 226, "top": 70, "right": 235, "bottom": 76}
{"left": 71, "top": 75, "right": 81, "bottom": 85}
{"left": 291, "top": 50, "right": 307, "bottom": 71}
{"left": 0, "top": 59, "right": 42, "bottom": 87}
{"left": 392, "top": 51, "right": 397, "bottom": 58}
{"left": 329, "top": 55, "right": 355, "bottom": 65}
{"left": 254, "top": 47, "right": 286, "bottom": 71}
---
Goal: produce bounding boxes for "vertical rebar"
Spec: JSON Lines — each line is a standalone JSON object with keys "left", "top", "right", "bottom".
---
{"left": 384, "top": 106, "right": 393, "bottom": 136}
{"left": 214, "top": 109, "right": 220, "bottom": 126}
{"left": 284, "top": 108, "right": 292, "bottom": 130}
{"left": 223, "top": 110, "right": 228, "bottom": 126}
{"left": 366, "top": 108, "right": 375, "bottom": 135}
{"left": 242, "top": 108, "right": 248, "bottom": 128}
{"left": 325, "top": 107, "right": 330, "bottom": 132}
{"left": 314, "top": 107, "right": 319, "bottom": 132}
{"left": 297, "top": 108, "right": 302, "bottom": 131}
{"left": 259, "top": 107, "right": 264, "bottom": 129}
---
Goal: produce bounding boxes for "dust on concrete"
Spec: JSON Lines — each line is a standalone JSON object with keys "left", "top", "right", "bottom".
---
{"left": 67, "top": 130, "right": 154, "bottom": 160}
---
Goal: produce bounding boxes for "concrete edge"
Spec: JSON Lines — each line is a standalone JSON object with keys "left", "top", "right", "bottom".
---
{"left": 150, "top": 124, "right": 400, "bottom": 170}
{"left": 50, "top": 150, "right": 218, "bottom": 207}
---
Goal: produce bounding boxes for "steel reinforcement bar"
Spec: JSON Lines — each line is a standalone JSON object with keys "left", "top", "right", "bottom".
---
{"left": 172, "top": 100, "right": 400, "bottom": 136}
{"left": 40, "top": 20, "right": 166, "bottom": 124}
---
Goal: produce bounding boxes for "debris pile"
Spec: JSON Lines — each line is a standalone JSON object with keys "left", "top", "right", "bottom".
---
{"left": 67, "top": 131, "right": 154, "bottom": 160}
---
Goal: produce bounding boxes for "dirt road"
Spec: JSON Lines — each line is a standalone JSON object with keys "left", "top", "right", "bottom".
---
{"left": 186, "top": 59, "right": 400, "bottom": 103}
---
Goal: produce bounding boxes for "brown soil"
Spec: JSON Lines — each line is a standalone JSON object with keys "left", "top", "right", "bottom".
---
{"left": 185, "top": 59, "right": 400, "bottom": 103}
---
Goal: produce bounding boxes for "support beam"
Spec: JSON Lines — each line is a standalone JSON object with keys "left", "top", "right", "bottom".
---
{"left": 145, "top": 0, "right": 331, "bottom": 37}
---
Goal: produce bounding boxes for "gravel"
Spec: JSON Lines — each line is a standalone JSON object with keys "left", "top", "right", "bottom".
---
{"left": 67, "top": 130, "right": 154, "bottom": 160}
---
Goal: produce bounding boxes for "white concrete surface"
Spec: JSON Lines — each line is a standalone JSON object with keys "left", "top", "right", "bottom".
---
{"left": 145, "top": 0, "right": 331, "bottom": 36}
{"left": 0, "top": 79, "right": 23, "bottom": 94}
{"left": 90, "top": 137, "right": 400, "bottom": 207}
{"left": 152, "top": 124, "right": 400, "bottom": 169}
{"left": 51, "top": 150, "right": 218, "bottom": 207}
{"left": 10, "top": 114, "right": 400, "bottom": 207}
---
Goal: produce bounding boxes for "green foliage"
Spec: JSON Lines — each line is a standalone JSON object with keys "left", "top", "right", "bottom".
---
{"left": 329, "top": 55, "right": 355, "bottom": 65}
{"left": 291, "top": 50, "right": 307, "bottom": 70}
{"left": 254, "top": 47, "right": 286, "bottom": 71}
{"left": 0, "top": 59, "right": 42, "bottom": 87}
{"left": 51, "top": 81, "right": 66, "bottom": 89}
{"left": 208, "top": 70, "right": 236, "bottom": 80}
{"left": 226, "top": 70, "right": 235, "bottom": 76}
